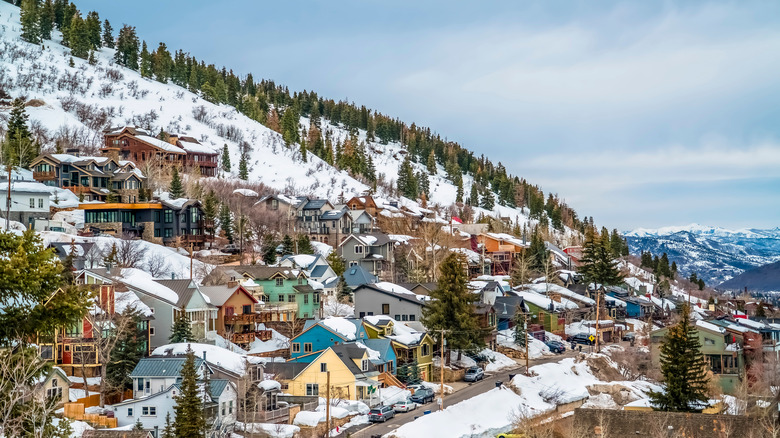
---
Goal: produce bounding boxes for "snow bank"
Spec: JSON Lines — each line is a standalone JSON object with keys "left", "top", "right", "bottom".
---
{"left": 152, "top": 343, "right": 263, "bottom": 374}
{"left": 497, "top": 329, "right": 553, "bottom": 359}
{"left": 480, "top": 348, "right": 518, "bottom": 373}
{"left": 237, "top": 422, "right": 300, "bottom": 438}
{"left": 381, "top": 386, "right": 411, "bottom": 406}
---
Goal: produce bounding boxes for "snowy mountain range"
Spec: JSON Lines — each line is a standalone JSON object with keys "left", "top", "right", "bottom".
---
{"left": 0, "top": 1, "right": 578, "bottom": 245}
{"left": 624, "top": 223, "right": 780, "bottom": 287}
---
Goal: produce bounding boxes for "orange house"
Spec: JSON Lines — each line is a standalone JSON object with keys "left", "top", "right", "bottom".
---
{"left": 346, "top": 196, "right": 381, "bottom": 217}
{"left": 477, "top": 233, "right": 527, "bottom": 275}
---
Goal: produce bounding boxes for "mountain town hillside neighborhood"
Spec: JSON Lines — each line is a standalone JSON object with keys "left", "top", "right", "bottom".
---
{"left": 0, "top": 1, "right": 779, "bottom": 437}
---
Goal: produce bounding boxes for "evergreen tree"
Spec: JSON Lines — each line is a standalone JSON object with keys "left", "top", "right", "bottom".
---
{"left": 84, "top": 11, "right": 101, "bottom": 51}
{"left": 152, "top": 42, "right": 172, "bottom": 83}
{"left": 238, "top": 152, "right": 248, "bottom": 180}
{"left": 3, "top": 98, "right": 38, "bottom": 168}
{"left": 296, "top": 234, "right": 314, "bottom": 255}
{"left": 39, "top": 0, "right": 54, "bottom": 40}
{"left": 261, "top": 235, "right": 277, "bottom": 265}
{"left": 139, "top": 41, "right": 152, "bottom": 78}
{"left": 168, "top": 166, "right": 184, "bottom": 199}
{"left": 114, "top": 25, "right": 139, "bottom": 70}
{"left": 416, "top": 171, "right": 430, "bottom": 199}
{"left": 578, "top": 227, "right": 624, "bottom": 287}
{"left": 455, "top": 174, "right": 463, "bottom": 203}
{"left": 513, "top": 307, "right": 527, "bottom": 346}
{"left": 161, "top": 412, "right": 174, "bottom": 438}
{"left": 697, "top": 278, "right": 705, "bottom": 291}
{"left": 103, "top": 243, "right": 118, "bottom": 268}
{"left": 337, "top": 275, "right": 353, "bottom": 303}
{"left": 172, "top": 347, "right": 206, "bottom": 437}
{"left": 756, "top": 302, "right": 766, "bottom": 318}
{"left": 101, "top": 19, "right": 114, "bottom": 48}
{"left": 396, "top": 155, "right": 417, "bottom": 199}
{"left": 670, "top": 261, "right": 678, "bottom": 279}
{"left": 105, "top": 310, "right": 144, "bottom": 396}
{"left": 527, "top": 229, "right": 548, "bottom": 274}
{"left": 426, "top": 150, "right": 437, "bottom": 175}
{"left": 218, "top": 204, "right": 233, "bottom": 243}
{"left": 281, "top": 235, "right": 294, "bottom": 256}
{"left": 169, "top": 314, "right": 194, "bottom": 343}
{"left": 20, "top": 0, "right": 41, "bottom": 44}
{"left": 468, "top": 184, "right": 479, "bottom": 206}
{"left": 422, "top": 253, "right": 485, "bottom": 363}
{"left": 326, "top": 251, "right": 346, "bottom": 277}
{"left": 68, "top": 13, "right": 90, "bottom": 59}
{"left": 134, "top": 419, "right": 144, "bottom": 431}
{"left": 480, "top": 188, "right": 494, "bottom": 210}
{"left": 220, "top": 144, "right": 231, "bottom": 173}
{"left": 609, "top": 229, "right": 624, "bottom": 258}
{"left": 202, "top": 190, "right": 218, "bottom": 243}
{"left": 649, "top": 304, "right": 710, "bottom": 412}
{"left": 280, "top": 105, "right": 300, "bottom": 146}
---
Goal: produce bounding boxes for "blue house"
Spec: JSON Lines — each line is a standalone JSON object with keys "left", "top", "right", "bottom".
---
{"left": 289, "top": 318, "right": 368, "bottom": 362}
{"left": 620, "top": 296, "right": 653, "bottom": 318}
{"left": 361, "top": 338, "right": 397, "bottom": 375}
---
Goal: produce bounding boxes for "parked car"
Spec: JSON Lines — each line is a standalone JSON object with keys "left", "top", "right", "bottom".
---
{"left": 410, "top": 388, "right": 435, "bottom": 404}
{"left": 545, "top": 340, "right": 566, "bottom": 354}
{"left": 368, "top": 405, "right": 396, "bottom": 422}
{"left": 222, "top": 244, "right": 240, "bottom": 254}
{"left": 568, "top": 333, "right": 595, "bottom": 346}
{"left": 464, "top": 366, "right": 485, "bottom": 382}
{"left": 406, "top": 384, "right": 425, "bottom": 393}
{"left": 393, "top": 398, "right": 418, "bottom": 413}
{"left": 622, "top": 332, "right": 636, "bottom": 342}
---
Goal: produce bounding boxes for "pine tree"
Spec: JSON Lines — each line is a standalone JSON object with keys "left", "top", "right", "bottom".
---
{"left": 281, "top": 105, "right": 300, "bottom": 146}
{"left": 609, "top": 229, "right": 624, "bottom": 258}
{"left": 417, "top": 171, "right": 430, "bottom": 199}
{"left": 527, "top": 228, "right": 548, "bottom": 274}
{"left": 649, "top": 304, "right": 710, "bottom": 412}
{"left": 39, "top": 0, "right": 54, "bottom": 40}
{"left": 84, "top": 11, "right": 101, "bottom": 51}
{"left": 168, "top": 166, "right": 184, "bottom": 199}
{"left": 480, "top": 188, "right": 494, "bottom": 210}
{"left": 106, "top": 310, "right": 144, "bottom": 396}
{"left": 3, "top": 98, "right": 38, "bottom": 168}
{"left": 326, "top": 251, "right": 346, "bottom": 277}
{"left": 139, "top": 41, "right": 152, "bottom": 78}
{"left": 20, "top": 0, "right": 41, "bottom": 44}
{"left": 134, "top": 418, "right": 144, "bottom": 430}
{"left": 296, "top": 234, "right": 313, "bottom": 255}
{"left": 202, "top": 190, "right": 218, "bottom": 243}
{"left": 422, "top": 253, "right": 485, "bottom": 363}
{"left": 396, "top": 155, "right": 417, "bottom": 199}
{"left": 578, "top": 227, "right": 623, "bottom": 287}
{"left": 337, "top": 275, "right": 353, "bottom": 303}
{"left": 114, "top": 25, "right": 139, "bottom": 70}
{"left": 152, "top": 42, "right": 172, "bottom": 83}
{"left": 101, "top": 19, "right": 114, "bottom": 48}
{"left": 281, "top": 235, "right": 294, "bottom": 256}
{"left": 426, "top": 150, "right": 437, "bottom": 175}
{"left": 219, "top": 204, "right": 233, "bottom": 243}
{"left": 513, "top": 307, "right": 527, "bottom": 346}
{"left": 238, "top": 153, "right": 248, "bottom": 180}
{"left": 173, "top": 347, "right": 206, "bottom": 437}
{"left": 455, "top": 175, "right": 463, "bottom": 203}
{"left": 220, "top": 144, "right": 231, "bottom": 173}
{"left": 169, "top": 314, "right": 194, "bottom": 343}
{"left": 262, "top": 235, "right": 277, "bottom": 265}
{"left": 103, "top": 243, "right": 119, "bottom": 268}
{"left": 468, "top": 184, "right": 479, "bottom": 206}
{"left": 161, "top": 412, "right": 174, "bottom": 438}
{"left": 68, "top": 13, "right": 90, "bottom": 59}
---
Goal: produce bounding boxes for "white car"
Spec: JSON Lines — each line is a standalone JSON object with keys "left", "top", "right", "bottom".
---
{"left": 393, "top": 398, "right": 418, "bottom": 413}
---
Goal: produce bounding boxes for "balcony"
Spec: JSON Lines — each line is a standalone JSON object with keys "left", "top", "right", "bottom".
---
{"left": 230, "top": 330, "right": 272, "bottom": 344}
{"left": 237, "top": 406, "right": 290, "bottom": 424}
{"left": 33, "top": 170, "right": 56, "bottom": 181}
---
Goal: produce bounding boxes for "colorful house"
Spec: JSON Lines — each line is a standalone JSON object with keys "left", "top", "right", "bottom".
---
{"left": 234, "top": 266, "right": 322, "bottom": 320}
{"left": 289, "top": 318, "right": 368, "bottom": 362}
{"left": 200, "top": 284, "right": 271, "bottom": 348}
{"left": 363, "top": 316, "right": 434, "bottom": 381}
{"left": 513, "top": 290, "right": 578, "bottom": 334}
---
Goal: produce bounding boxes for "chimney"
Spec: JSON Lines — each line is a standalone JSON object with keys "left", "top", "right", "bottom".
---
{"left": 171, "top": 272, "right": 176, "bottom": 280}
{"left": 154, "top": 425, "right": 159, "bottom": 438}
{"left": 202, "top": 350, "right": 207, "bottom": 363}
{"left": 105, "top": 262, "right": 112, "bottom": 275}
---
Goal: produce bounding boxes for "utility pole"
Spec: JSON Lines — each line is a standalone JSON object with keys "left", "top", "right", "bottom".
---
{"left": 189, "top": 242, "right": 193, "bottom": 280}
{"left": 595, "top": 286, "right": 601, "bottom": 353}
{"left": 524, "top": 314, "right": 529, "bottom": 374}
{"left": 439, "top": 330, "right": 445, "bottom": 410}
{"left": 326, "top": 370, "right": 331, "bottom": 435}
{"left": 5, "top": 164, "right": 11, "bottom": 231}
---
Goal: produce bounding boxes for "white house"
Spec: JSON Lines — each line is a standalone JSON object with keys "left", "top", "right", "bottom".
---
{"left": 0, "top": 180, "right": 51, "bottom": 226}
{"left": 129, "top": 357, "right": 210, "bottom": 399}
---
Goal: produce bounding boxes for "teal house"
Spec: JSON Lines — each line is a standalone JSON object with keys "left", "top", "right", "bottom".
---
{"left": 234, "top": 266, "right": 321, "bottom": 320}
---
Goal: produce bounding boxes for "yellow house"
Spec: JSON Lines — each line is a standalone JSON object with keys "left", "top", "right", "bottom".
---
{"left": 363, "top": 316, "right": 435, "bottom": 382}
{"left": 33, "top": 367, "right": 70, "bottom": 408}
{"left": 275, "top": 344, "right": 382, "bottom": 406}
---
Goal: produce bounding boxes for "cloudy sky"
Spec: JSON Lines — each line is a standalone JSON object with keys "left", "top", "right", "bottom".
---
{"left": 79, "top": 0, "right": 780, "bottom": 231}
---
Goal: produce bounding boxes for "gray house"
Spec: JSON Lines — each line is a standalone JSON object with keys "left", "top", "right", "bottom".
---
{"left": 353, "top": 283, "right": 426, "bottom": 322}
{"left": 338, "top": 233, "right": 395, "bottom": 281}
{"left": 81, "top": 268, "right": 217, "bottom": 349}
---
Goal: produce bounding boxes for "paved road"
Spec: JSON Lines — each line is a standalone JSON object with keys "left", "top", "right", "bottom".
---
{"left": 344, "top": 350, "right": 579, "bottom": 438}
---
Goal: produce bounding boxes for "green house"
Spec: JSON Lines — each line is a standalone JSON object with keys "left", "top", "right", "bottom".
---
{"left": 650, "top": 320, "right": 745, "bottom": 394}
{"left": 515, "top": 291, "right": 575, "bottom": 334}
{"left": 235, "top": 266, "right": 321, "bottom": 320}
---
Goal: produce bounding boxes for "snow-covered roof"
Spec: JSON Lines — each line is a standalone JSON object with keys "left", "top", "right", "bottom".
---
{"left": 152, "top": 343, "right": 263, "bottom": 375}
{"left": 525, "top": 283, "right": 596, "bottom": 306}
{"left": 0, "top": 180, "right": 53, "bottom": 194}
{"left": 118, "top": 268, "right": 180, "bottom": 303}
{"left": 514, "top": 290, "right": 579, "bottom": 311}
{"left": 319, "top": 317, "right": 361, "bottom": 341}
{"left": 136, "top": 135, "right": 187, "bottom": 154}
{"left": 484, "top": 232, "right": 527, "bottom": 248}
{"left": 178, "top": 140, "right": 216, "bottom": 154}
{"left": 363, "top": 315, "right": 426, "bottom": 346}
{"left": 697, "top": 320, "right": 726, "bottom": 334}
{"left": 233, "top": 188, "right": 259, "bottom": 197}
{"left": 372, "top": 281, "right": 427, "bottom": 302}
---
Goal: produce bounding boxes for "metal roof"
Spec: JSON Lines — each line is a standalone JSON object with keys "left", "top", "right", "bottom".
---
{"left": 129, "top": 357, "right": 204, "bottom": 378}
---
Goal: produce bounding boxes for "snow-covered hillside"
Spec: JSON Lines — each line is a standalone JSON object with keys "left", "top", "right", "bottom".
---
{"left": 0, "top": 1, "right": 577, "bottom": 245}
{"left": 624, "top": 223, "right": 780, "bottom": 286}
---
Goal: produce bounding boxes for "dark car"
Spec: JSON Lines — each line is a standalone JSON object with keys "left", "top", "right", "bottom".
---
{"left": 464, "top": 367, "right": 485, "bottom": 382}
{"left": 568, "top": 333, "right": 595, "bottom": 346}
{"left": 368, "top": 405, "right": 396, "bottom": 422}
{"left": 545, "top": 340, "right": 566, "bottom": 354}
{"left": 222, "top": 244, "right": 240, "bottom": 254}
{"left": 622, "top": 332, "right": 636, "bottom": 342}
{"left": 410, "top": 388, "right": 435, "bottom": 404}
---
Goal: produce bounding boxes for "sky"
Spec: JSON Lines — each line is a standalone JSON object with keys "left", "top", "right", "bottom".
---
{"left": 77, "top": 0, "right": 780, "bottom": 231}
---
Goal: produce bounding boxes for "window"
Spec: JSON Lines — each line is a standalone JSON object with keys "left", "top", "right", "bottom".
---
{"left": 422, "top": 344, "right": 430, "bottom": 357}
{"left": 359, "top": 312, "right": 366, "bottom": 318}
{"left": 164, "top": 210, "right": 173, "bottom": 223}
{"left": 127, "top": 408, "right": 133, "bottom": 416}
{"left": 314, "top": 293, "right": 320, "bottom": 304}
{"left": 275, "top": 278, "right": 284, "bottom": 287}
{"left": 136, "top": 378, "right": 143, "bottom": 391}
{"left": 362, "top": 359, "right": 369, "bottom": 371}
{"left": 30, "top": 198, "right": 35, "bottom": 208}
{"left": 288, "top": 294, "right": 296, "bottom": 302}
{"left": 395, "top": 314, "right": 401, "bottom": 320}
{"left": 142, "top": 406, "right": 156, "bottom": 416}
{"left": 51, "top": 379, "right": 58, "bottom": 387}
{"left": 306, "top": 383, "right": 319, "bottom": 396}
{"left": 221, "top": 402, "right": 225, "bottom": 416}
{"left": 191, "top": 207, "right": 198, "bottom": 222}
{"left": 382, "top": 304, "right": 390, "bottom": 314}
{"left": 304, "top": 294, "right": 309, "bottom": 304}
{"left": 46, "top": 387, "right": 62, "bottom": 400}
{"left": 409, "top": 315, "right": 416, "bottom": 321}
{"left": 401, "top": 315, "right": 408, "bottom": 321}
{"left": 277, "top": 294, "right": 284, "bottom": 302}
{"left": 320, "top": 363, "right": 327, "bottom": 372}
{"left": 298, "top": 277, "right": 303, "bottom": 285}
{"left": 349, "top": 261, "right": 358, "bottom": 267}
{"left": 304, "top": 343, "right": 312, "bottom": 353}
{"left": 243, "top": 305, "right": 252, "bottom": 314}
{"left": 355, "top": 245, "right": 364, "bottom": 254}
{"left": 229, "top": 401, "right": 233, "bottom": 414}
{"left": 154, "top": 228, "right": 161, "bottom": 237}
{"left": 38, "top": 198, "right": 43, "bottom": 208}
{"left": 704, "top": 337, "right": 715, "bottom": 346}
{"left": 164, "top": 229, "right": 173, "bottom": 238}
{"left": 149, "top": 327, "right": 155, "bottom": 336}
{"left": 292, "top": 343, "right": 301, "bottom": 353}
